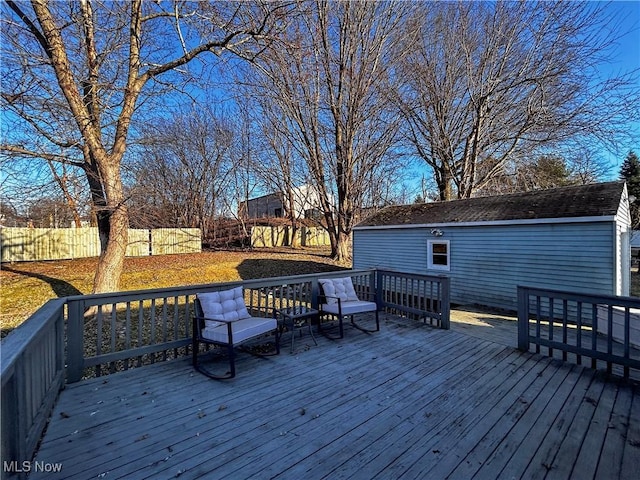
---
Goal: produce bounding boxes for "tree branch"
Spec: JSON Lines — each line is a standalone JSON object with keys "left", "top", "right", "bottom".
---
{"left": 1, "top": 144, "right": 85, "bottom": 169}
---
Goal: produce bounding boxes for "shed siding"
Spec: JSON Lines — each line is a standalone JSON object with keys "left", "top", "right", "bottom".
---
{"left": 353, "top": 221, "right": 616, "bottom": 310}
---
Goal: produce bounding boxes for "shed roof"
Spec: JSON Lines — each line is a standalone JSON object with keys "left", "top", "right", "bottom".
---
{"left": 357, "top": 181, "right": 626, "bottom": 228}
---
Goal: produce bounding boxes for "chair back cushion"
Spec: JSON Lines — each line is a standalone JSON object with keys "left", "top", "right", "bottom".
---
{"left": 318, "top": 277, "right": 360, "bottom": 304}
{"left": 197, "top": 287, "right": 250, "bottom": 328}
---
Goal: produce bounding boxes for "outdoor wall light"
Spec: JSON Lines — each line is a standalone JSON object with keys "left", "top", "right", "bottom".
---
{"left": 431, "top": 228, "right": 443, "bottom": 237}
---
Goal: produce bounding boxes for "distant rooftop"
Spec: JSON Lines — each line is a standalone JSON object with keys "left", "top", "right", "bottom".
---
{"left": 356, "top": 181, "right": 626, "bottom": 228}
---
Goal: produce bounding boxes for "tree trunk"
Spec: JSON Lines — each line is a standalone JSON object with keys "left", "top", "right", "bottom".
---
{"left": 290, "top": 223, "right": 301, "bottom": 248}
{"left": 436, "top": 165, "right": 453, "bottom": 201}
{"left": 92, "top": 205, "right": 128, "bottom": 294}
{"left": 336, "top": 230, "right": 351, "bottom": 263}
{"left": 326, "top": 221, "right": 340, "bottom": 259}
{"left": 91, "top": 158, "right": 128, "bottom": 294}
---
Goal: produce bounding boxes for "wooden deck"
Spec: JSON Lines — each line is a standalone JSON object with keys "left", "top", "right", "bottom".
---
{"left": 31, "top": 312, "right": 640, "bottom": 480}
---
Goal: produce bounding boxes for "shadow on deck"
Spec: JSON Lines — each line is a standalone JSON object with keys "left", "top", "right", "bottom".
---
{"left": 30, "top": 311, "right": 640, "bottom": 480}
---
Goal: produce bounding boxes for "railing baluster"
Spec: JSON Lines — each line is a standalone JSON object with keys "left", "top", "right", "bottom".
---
{"left": 137, "top": 300, "right": 144, "bottom": 367}
{"left": 591, "top": 303, "right": 598, "bottom": 370}
{"left": 125, "top": 302, "right": 132, "bottom": 351}
{"left": 96, "top": 305, "right": 103, "bottom": 377}
{"left": 607, "top": 305, "right": 613, "bottom": 374}
{"left": 150, "top": 298, "right": 157, "bottom": 364}
{"left": 625, "top": 307, "right": 631, "bottom": 378}
{"left": 173, "top": 295, "right": 180, "bottom": 358}
{"left": 535, "top": 296, "right": 541, "bottom": 354}
{"left": 562, "top": 300, "right": 568, "bottom": 362}
{"left": 549, "top": 297, "right": 554, "bottom": 358}
{"left": 161, "top": 298, "right": 168, "bottom": 362}
{"left": 110, "top": 305, "right": 117, "bottom": 373}
{"left": 576, "top": 301, "right": 582, "bottom": 366}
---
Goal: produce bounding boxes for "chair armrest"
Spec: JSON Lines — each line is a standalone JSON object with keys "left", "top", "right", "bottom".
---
{"left": 321, "top": 295, "right": 342, "bottom": 304}
{"left": 319, "top": 296, "right": 343, "bottom": 314}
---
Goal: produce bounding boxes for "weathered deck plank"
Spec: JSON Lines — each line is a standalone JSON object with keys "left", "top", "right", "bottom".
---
{"left": 595, "top": 381, "right": 633, "bottom": 479}
{"left": 491, "top": 363, "right": 585, "bottom": 479}
{"left": 30, "top": 313, "right": 639, "bottom": 480}
{"left": 451, "top": 359, "right": 575, "bottom": 479}
{"left": 621, "top": 386, "right": 640, "bottom": 479}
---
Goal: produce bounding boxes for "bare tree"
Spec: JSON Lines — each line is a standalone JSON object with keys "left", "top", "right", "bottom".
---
{"left": 246, "top": 0, "right": 405, "bottom": 261}
{"left": 45, "top": 159, "right": 84, "bottom": 227}
{"left": 1, "top": 0, "right": 289, "bottom": 293}
{"left": 394, "top": 1, "right": 639, "bottom": 200}
{"left": 223, "top": 98, "right": 264, "bottom": 245}
{"left": 235, "top": 75, "right": 316, "bottom": 248}
{"left": 128, "top": 104, "right": 235, "bottom": 235}
{"left": 1, "top": 151, "right": 87, "bottom": 226}
{"left": 473, "top": 149, "right": 610, "bottom": 197}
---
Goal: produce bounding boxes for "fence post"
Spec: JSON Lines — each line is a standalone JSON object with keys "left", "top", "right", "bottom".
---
{"left": 517, "top": 286, "right": 530, "bottom": 351}
{"left": 66, "top": 299, "right": 85, "bottom": 383}
{"left": 440, "top": 275, "right": 451, "bottom": 330}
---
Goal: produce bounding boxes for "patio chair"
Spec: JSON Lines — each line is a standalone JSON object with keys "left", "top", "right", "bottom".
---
{"left": 318, "top": 277, "right": 379, "bottom": 338}
{"left": 192, "top": 287, "right": 280, "bottom": 379}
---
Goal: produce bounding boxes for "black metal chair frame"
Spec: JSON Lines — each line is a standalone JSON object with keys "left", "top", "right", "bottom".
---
{"left": 318, "top": 287, "right": 380, "bottom": 339}
{"left": 192, "top": 298, "right": 280, "bottom": 380}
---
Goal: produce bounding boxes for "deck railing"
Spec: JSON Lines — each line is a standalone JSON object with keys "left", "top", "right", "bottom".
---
{"left": 1, "top": 299, "right": 65, "bottom": 477}
{"left": 517, "top": 285, "right": 640, "bottom": 378}
{"left": 377, "top": 270, "right": 450, "bottom": 329}
{"left": 1, "top": 269, "right": 449, "bottom": 475}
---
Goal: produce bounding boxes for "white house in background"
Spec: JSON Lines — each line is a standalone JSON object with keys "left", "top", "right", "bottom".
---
{"left": 240, "top": 184, "right": 327, "bottom": 220}
{"left": 353, "top": 181, "right": 632, "bottom": 311}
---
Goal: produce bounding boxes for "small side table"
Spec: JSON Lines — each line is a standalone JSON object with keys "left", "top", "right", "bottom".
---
{"left": 278, "top": 306, "right": 319, "bottom": 354}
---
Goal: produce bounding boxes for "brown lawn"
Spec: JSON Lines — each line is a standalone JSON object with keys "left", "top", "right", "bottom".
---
{"left": 0, "top": 247, "right": 346, "bottom": 337}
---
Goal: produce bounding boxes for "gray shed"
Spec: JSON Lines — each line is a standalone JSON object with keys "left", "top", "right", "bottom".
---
{"left": 353, "top": 181, "right": 632, "bottom": 311}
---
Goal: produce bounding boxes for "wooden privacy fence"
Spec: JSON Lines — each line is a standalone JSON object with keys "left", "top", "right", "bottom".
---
{"left": 0, "top": 227, "right": 201, "bottom": 262}
{"left": 251, "top": 225, "right": 330, "bottom": 248}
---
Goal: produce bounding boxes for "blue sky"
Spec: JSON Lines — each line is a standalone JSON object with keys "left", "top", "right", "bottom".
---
{"left": 601, "top": 0, "right": 640, "bottom": 174}
{"left": 606, "top": 1, "right": 639, "bottom": 71}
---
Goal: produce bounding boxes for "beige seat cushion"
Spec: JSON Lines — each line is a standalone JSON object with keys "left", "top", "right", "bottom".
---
{"left": 321, "top": 300, "right": 377, "bottom": 315}
{"left": 202, "top": 317, "right": 277, "bottom": 345}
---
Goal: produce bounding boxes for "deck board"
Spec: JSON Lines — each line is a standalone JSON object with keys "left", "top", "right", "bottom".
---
{"left": 621, "top": 386, "right": 640, "bottom": 479}
{"left": 30, "top": 312, "right": 639, "bottom": 480}
{"left": 595, "top": 380, "right": 633, "bottom": 479}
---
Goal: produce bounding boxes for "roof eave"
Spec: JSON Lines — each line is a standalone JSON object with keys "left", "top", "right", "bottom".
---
{"left": 353, "top": 215, "right": 618, "bottom": 231}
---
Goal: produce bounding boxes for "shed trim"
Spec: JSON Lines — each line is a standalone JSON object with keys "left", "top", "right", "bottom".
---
{"left": 353, "top": 215, "right": 617, "bottom": 231}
